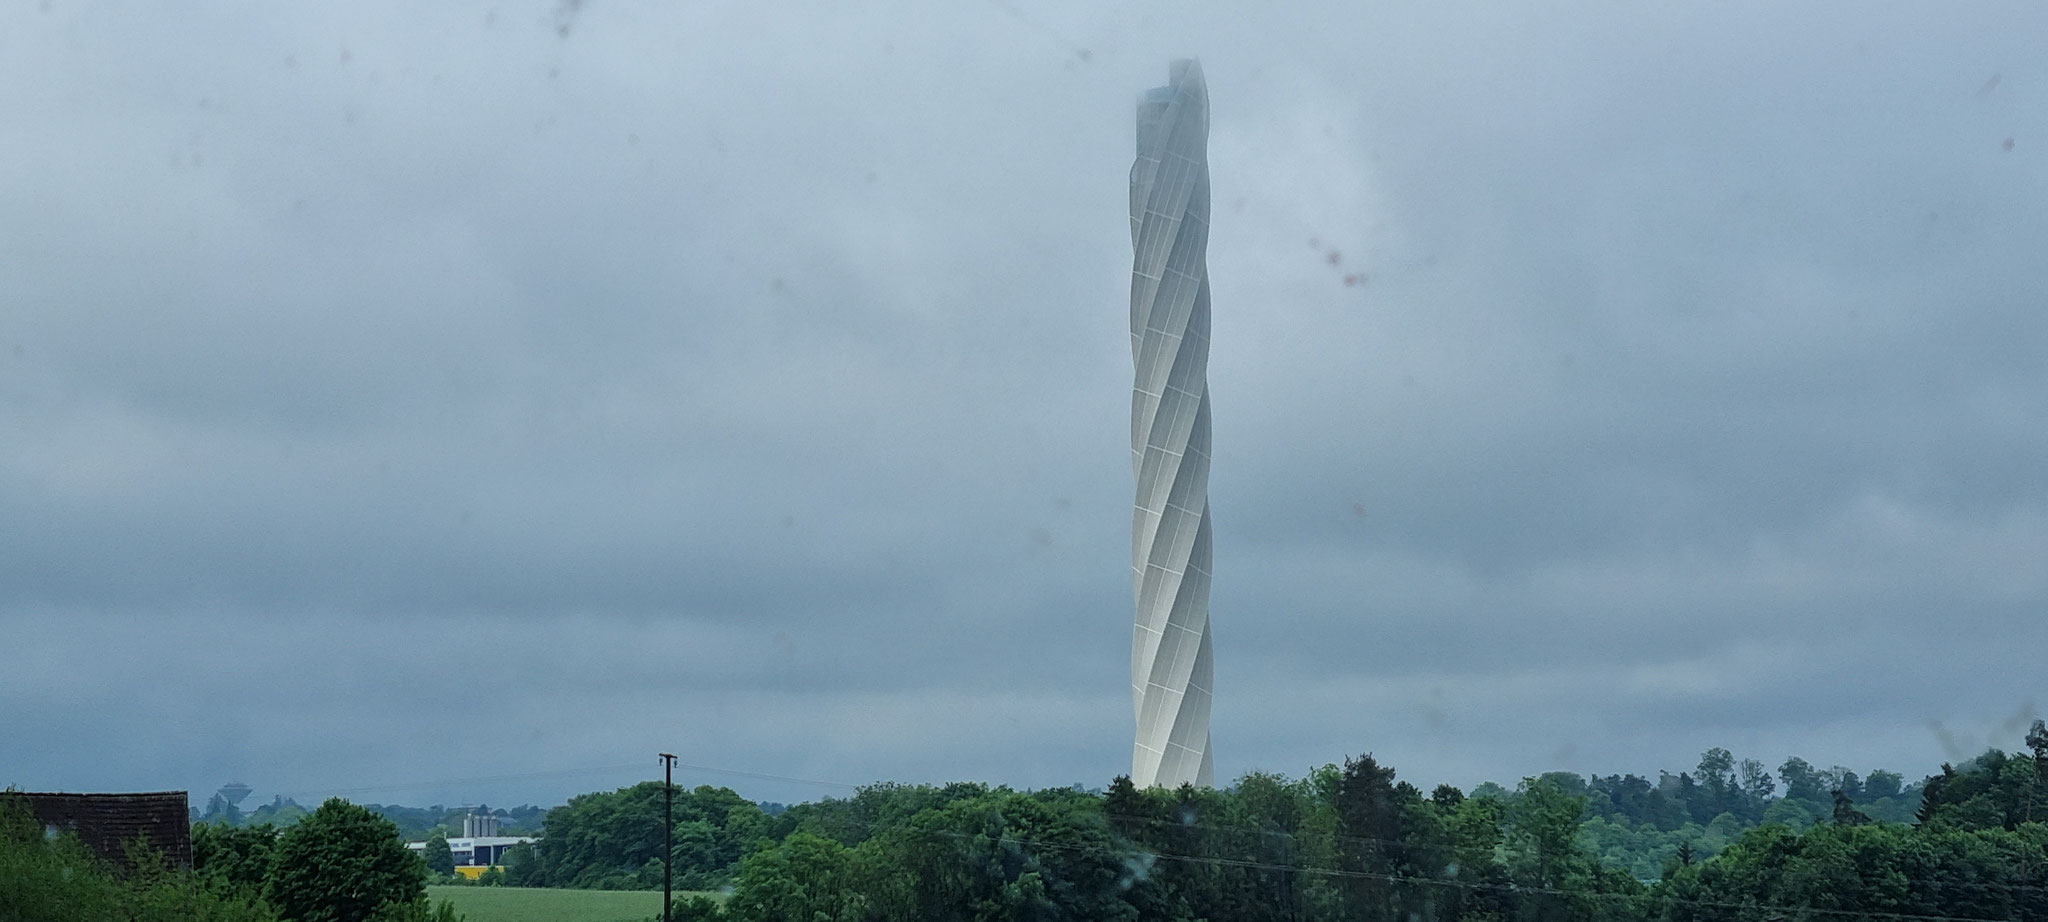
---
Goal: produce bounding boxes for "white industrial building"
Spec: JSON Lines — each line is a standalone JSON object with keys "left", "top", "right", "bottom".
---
{"left": 405, "top": 814, "right": 534, "bottom": 870}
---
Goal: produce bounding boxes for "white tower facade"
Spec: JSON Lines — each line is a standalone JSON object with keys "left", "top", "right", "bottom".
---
{"left": 1127, "top": 59, "right": 1214, "bottom": 789}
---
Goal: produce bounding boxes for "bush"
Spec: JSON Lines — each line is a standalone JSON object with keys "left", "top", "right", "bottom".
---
{"left": 194, "top": 822, "right": 281, "bottom": 896}
{"left": 422, "top": 835, "right": 455, "bottom": 877}
{"left": 1, "top": 803, "right": 279, "bottom": 922}
{"left": 265, "top": 798, "right": 427, "bottom": 922}
{"left": 671, "top": 894, "right": 724, "bottom": 921}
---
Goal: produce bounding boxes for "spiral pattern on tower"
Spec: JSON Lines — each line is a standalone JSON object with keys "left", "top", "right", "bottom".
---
{"left": 1127, "top": 59, "right": 1214, "bottom": 789}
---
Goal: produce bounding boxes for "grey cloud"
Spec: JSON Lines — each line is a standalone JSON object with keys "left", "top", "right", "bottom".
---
{"left": 4, "top": 0, "right": 2044, "bottom": 806}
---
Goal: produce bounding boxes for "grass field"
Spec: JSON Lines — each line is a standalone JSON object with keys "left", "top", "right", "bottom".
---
{"left": 425, "top": 886, "right": 719, "bottom": 922}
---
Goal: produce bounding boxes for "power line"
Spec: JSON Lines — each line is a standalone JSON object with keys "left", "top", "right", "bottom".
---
{"left": 659, "top": 753, "right": 677, "bottom": 922}
{"left": 666, "top": 760, "right": 858, "bottom": 791}
{"left": 276, "top": 763, "right": 649, "bottom": 800}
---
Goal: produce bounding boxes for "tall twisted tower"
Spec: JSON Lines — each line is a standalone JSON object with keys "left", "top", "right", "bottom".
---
{"left": 1127, "top": 59, "right": 1214, "bottom": 789}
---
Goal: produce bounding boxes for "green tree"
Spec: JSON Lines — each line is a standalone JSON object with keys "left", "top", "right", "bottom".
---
{"left": 723, "top": 832, "right": 873, "bottom": 922}
{"left": 872, "top": 791, "right": 1133, "bottom": 922}
{"left": 1739, "top": 759, "right": 1776, "bottom": 802}
{"left": 1778, "top": 756, "right": 1825, "bottom": 802}
{"left": 265, "top": 798, "right": 428, "bottom": 922}
{"left": 1695, "top": 748, "right": 1738, "bottom": 818}
{"left": 536, "top": 781, "right": 770, "bottom": 889}
{"left": 1915, "top": 750, "right": 2037, "bottom": 830}
{"left": 1501, "top": 775, "right": 1652, "bottom": 922}
{"left": 671, "top": 894, "right": 725, "bottom": 921}
{"left": 1100, "top": 774, "right": 1150, "bottom": 842}
{"left": 1654, "top": 821, "right": 2048, "bottom": 921}
{"left": 1445, "top": 793, "right": 1512, "bottom": 920}
{"left": 422, "top": 835, "right": 455, "bottom": 877}
{"left": 1828, "top": 766, "right": 1865, "bottom": 802}
{"left": 2027, "top": 719, "right": 2048, "bottom": 826}
{"left": 1333, "top": 753, "right": 1405, "bottom": 922}
{"left": 1502, "top": 776, "right": 1591, "bottom": 891}
{"left": 499, "top": 842, "right": 546, "bottom": 887}
{"left": 1240, "top": 770, "right": 1317, "bottom": 920}
{"left": 205, "top": 792, "right": 248, "bottom": 828}
{"left": 248, "top": 797, "right": 312, "bottom": 829}
{"left": 1672, "top": 772, "right": 1702, "bottom": 822}
{"left": 194, "top": 822, "right": 280, "bottom": 896}
{"left": 1917, "top": 763, "right": 1955, "bottom": 823}
{"left": 1830, "top": 790, "right": 1871, "bottom": 826}
{"left": 1759, "top": 795, "right": 1825, "bottom": 830}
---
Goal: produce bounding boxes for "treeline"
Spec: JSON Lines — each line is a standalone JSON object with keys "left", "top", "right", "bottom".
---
{"left": 1548, "top": 748, "right": 1922, "bottom": 878}
{"left": 505, "top": 750, "right": 1924, "bottom": 895}
{"left": 196, "top": 792, "right": 544, "bottom": 841}
{"left": 197, "top": 794, "right": 312, "bottom": 830}
{"left": 674, "top": 764, "right": 1653, "bottom": 921}
{"left": 507, "top": 724, "right": 2048, "bottom": 922}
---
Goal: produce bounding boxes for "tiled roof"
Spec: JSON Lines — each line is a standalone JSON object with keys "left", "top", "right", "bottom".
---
{"left": 5, "top": 791, "right": 193, "bottom": 872}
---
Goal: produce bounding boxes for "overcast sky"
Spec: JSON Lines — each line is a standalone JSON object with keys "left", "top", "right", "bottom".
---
{"left": 5, "top": 0, "right": 2045, "bottom": 811}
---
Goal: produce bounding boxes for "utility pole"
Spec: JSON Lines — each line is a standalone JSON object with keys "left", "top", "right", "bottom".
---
{"left": 658, "top": 753, "right": 677, "bottom": 922}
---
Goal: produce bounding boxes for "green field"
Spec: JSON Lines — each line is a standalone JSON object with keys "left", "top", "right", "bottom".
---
{"left": 426, "top": 886, "right": 719, "bottom": 922}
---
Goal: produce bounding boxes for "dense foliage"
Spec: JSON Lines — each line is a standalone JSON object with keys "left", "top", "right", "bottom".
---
{"left": 505, "top": 782, "right": 771, "bottom": 890}
{"left": 650, "top": 761, "right": 1649, "bottom": 922}
{"left": 180, "top": 798, "right": 465, "bottom": 922}
{"left": 193, "top": 822, "right": 282, "bottom": 896}
{"left": 263, "top": 800, "right": 431, "bottom": 922}
{"left": 564, "top": 724, "right": 2045, "bottom": 922}
{"left": 2, "top": 801, "right": 279, "bottom": 922}
{"left": 422, "top": 835, "right": 456, "bottom": 877}
{"left": 1657, "top": 822, "right": 2048, "bottom": 921}
{"left": 1554, "top": 749, "right": 1921, "bottom": 879}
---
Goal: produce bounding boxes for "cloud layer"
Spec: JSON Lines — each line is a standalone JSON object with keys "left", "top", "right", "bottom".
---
{"left": 4, "top": 0, "right": 2044, "bottom": 806}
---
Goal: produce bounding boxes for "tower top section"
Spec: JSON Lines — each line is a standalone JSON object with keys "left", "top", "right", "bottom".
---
{"left": 1136, "top": 59, "right": 1207, "bottom": 153}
